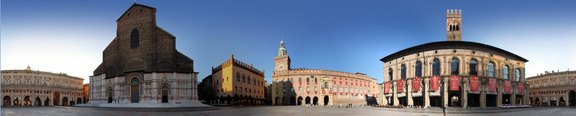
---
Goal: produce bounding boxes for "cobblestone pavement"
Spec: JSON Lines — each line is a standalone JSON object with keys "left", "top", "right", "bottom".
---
{"left": 2, "top": 106, "right": 576, "bottom": 116}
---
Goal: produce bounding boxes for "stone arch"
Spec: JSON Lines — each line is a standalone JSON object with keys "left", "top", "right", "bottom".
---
{"left": 24, "top": 96, "right": 31, "bottom": 106}
{"left": 305, "top": 96, "right": 311, "bottom": 105}
{"left": 44, "top": 98, "right": 50, "bottom": 106}
{"left": 161, "top": 83, "right": 170, "bottom": 103}
{"left": 3, "top": 96, "right": 11, "bottom": 106}
{"left": 13, "top": 97, "right": 20, "bottom": 106}
{"left": 313, "top": 96, "right": 318, "bottom": 105}
{"left": 130, "top": 77, "right": 140, "bottom": 103}
{"left": 35, "top": 97, "right": 42, "bottom": 106}
{"left": 324, "top": 95, "right": 329, "bottom": 106}
{"left": 62, "top": 97, "right": 69, "bottom": 106}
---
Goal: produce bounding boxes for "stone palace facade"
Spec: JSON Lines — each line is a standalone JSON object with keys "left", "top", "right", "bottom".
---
{"left": 2, "top": 66, "right": 84, "bottom": 107}
{"left": 272, "top": 40, "right": 379, "bottom": 106}
{"left": 380, "top": 9, "right": 529, "bottom": 108}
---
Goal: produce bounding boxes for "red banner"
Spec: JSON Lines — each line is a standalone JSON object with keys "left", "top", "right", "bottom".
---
{"left": 470, "top": 76, "right": 479, "bottom": 92}
{"left": 488, "top": 78, "right": 497, "bottom": 92}
{"left": 397, "top": 80, "right": 404, "bottom": 93}
{"left": 504, "top": 80, "right": 511, "bottom": 94}
{"left": 517, "top": 83, "right": 524, "bottom": 95}
{"left": 384, "top": 82, "right": 391, "bottom": 94}
{"left": 412, "top": 77, "right": 421, "bottom": 92}
{"left": 430, "top": 76, "right": 440, "bottom": 92}
{"left": 450, "top": 76, "right": 460, "bottom": 91}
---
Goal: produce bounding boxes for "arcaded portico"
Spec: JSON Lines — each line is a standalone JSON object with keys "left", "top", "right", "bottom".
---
{"left": 527, "top": 70, "right": 576, "bottom": 107}
{"left": 2, "top": 66, "right": 84, "bottom": 107}
{"left": 380, "top": 9, "right": 529, "bottom": 108}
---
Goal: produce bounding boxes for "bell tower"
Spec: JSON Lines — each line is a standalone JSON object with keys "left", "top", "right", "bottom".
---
{"left": 274, "top": 40, "right": 290, "bottom": 71}
{"left": 446, "top": 9, "right": 462, "bottom": 41}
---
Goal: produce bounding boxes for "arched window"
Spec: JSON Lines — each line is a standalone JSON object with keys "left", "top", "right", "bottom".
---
{"left": 298, "top": 78, "right": 301, "bottom": 83}
{"left": 451, "top": 58, "right": 459, "bottom": 75}
{"left": 242, "top": 75, "right": 246, "bottom": 83}
{"left": 469, "top": 59, "right": 478, "bottom": 75}
{"left": 456, "top": 25, "right": 460, "bottom": 30}
{"left": 306, "top": 78, "right": 309, "bottom": 83}
{"left": 236, "top": 72, "right": 240, "bottom": 82}
{"left": 247, "top": 76, "right": 251, "bottom": 84}
{"left": 488, "top": 62, "right": 495, "bottom": 78}
{"left": 401, "top": 64, "right": 406, "bottom": 80}
{"left": 503, "top": 65, "right": 509, "bottom": 80}
{"left": 415, "top": 61, "right": 422, "bottom": 77}
{"left": 130, "top": 29, "right": 139, "bottom": 48}
{"left": 388, "top": 68, "right": 393, "bottom": 81}
{"left": 306, "top": 87, "right": 309, "bottom": 92}
{"left": 433, "top": 59, "right": 441, "bottom": 76}
{"left": 516, "top": 68, "right": 521, "bottom": 82}
{"left": 131, "top": 77, "right": 139, "bottom": 83}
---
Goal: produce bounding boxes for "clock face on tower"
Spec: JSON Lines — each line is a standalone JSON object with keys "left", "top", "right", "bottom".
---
{"left": 275, "top": 57, "right": 289, "bottom": 71}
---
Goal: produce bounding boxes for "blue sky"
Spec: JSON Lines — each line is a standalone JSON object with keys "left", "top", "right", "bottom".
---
{"left": 2, "top": 0, "right": 575, "bottom": 84}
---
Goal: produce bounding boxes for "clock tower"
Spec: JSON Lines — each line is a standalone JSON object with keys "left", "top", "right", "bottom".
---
{"left": 274, "top": 40, "right": 290, "bottom": 71}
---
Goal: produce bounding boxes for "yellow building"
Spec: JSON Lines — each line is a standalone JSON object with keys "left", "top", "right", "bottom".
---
{"left": 210, "top": 55, "right": 266, "bottom": 105}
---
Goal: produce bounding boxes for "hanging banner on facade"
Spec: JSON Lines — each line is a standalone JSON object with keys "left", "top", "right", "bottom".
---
{"left": 470, "top": 76, "right": 479, "bottom": 92}
{"left": 517, "top": 83, "right": 524, "bottom": 95}
{"left": 504, "top": 80, "right": 511, "bottom": 94}
{"left": 384, "top": 82, "right": 391, "bottom": 94}
{"left": 450, "top": 76, "right": 460, "bottom": 91}
{"left": 397, "top": 80, "right": 404, "bottom": 93}
{"left": 412, "top": 77, "right": 421, "bottom": 92}
{"left": 430, "top": 76, "right": 440, "bottom": 92}
{"left": 488, "top": 78, "right": 497, "bottom": 92}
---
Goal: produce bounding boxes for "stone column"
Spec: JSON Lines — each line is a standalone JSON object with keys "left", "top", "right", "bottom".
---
{"left": 480, "top": 82, "right": 486, "bottom": 108}
{"left": 424, "top": 78, "right": 430, "bottom": 108}
{"left": 556, "top": 96, "right": 560, "bottom": 106}
{"left": 497, "top": 82, "right": 502, "bottom": 107}
{"left": 442, "top": 77, "right": 449, "bottom": 107}
{"left": 511, "top": 91, "right": 517, "bottom": 106}
{"left": 461, "top": 78, "right": 468, "bottom": 108}
{"left": 393, "top": 81, "right": 399, "bottom": 106}
{"left": 407, "top": 79, "right": 413, "bottom": 107}
{"left": 565, "top": 95, "right": 570, "bottom": 107}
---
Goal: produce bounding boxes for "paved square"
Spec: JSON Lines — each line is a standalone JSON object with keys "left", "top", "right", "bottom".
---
{"left": 2, "top": 106, "right": 576, "bottom": 116}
